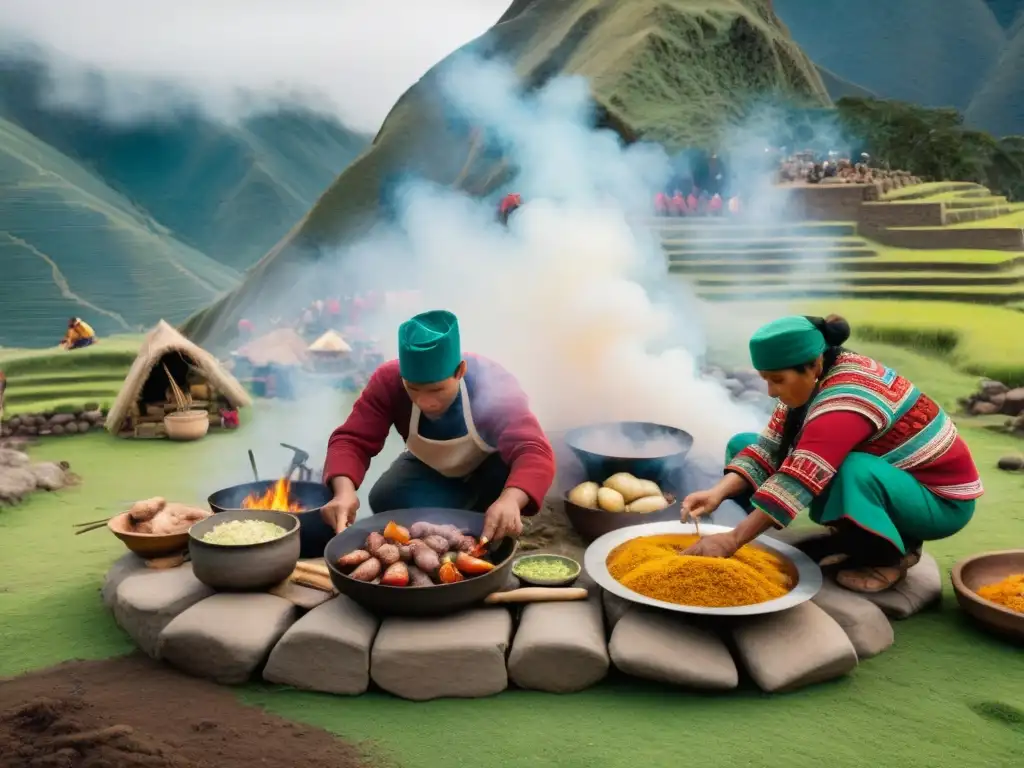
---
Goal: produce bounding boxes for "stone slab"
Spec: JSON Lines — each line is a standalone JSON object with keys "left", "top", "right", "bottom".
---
{"left": 263, "top": 595, "right": 380, "bottom": 695}
{"left": 112, "top": 563, "right": 214, "bottom": 658}
{"left": 601, "top": 590, "right": 634, "bottom": 631}
{"left": 158, "top": 593, "right": 297, "bottom": 685}
{"left": 268, "top": 581, "right": 335, "bottom": 611}
{"left": 609, "top": 609, "right": 738, "bottom": 690}
{"left": 731, "top": 601, "right": 858, "bottom": 693}
{"left": 850, "top": 552, "right": 942, "bottom": 619}
{"left": 812, "top": 581, "right": 894, "bottom": 659}
{"left": 102, "top": 553, "right": 147, "bottom": 609}
{"left": 507, "top": 592, "right": 608, "bottom": 693}
{"left": 371, "top": 608, "right": 512, "bottom": 700}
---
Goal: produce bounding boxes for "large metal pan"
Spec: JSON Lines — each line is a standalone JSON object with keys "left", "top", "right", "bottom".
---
{"left": 207, "top": 480, "right": 332, "bottom": 514}
{"left": 564, "top": 420, "right": 694, "bottom": 485}
{"left": 584, "top": 521, "right": 822, "bottom": 617}
{"left": 324, "top": 507, "right": 518, "bottom": 617}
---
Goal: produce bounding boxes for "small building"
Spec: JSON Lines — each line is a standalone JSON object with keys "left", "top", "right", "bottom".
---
{"left": 307, "top": 330, "right": 352, "bottom": 374}
{"left": 233, "top": 329, "right": 310, "bottom": 399}
{"left": 105, "top": 321, "right": 251, "bottom": 438}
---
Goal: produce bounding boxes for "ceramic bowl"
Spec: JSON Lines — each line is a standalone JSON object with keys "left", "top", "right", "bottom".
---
{"left": 511, "top": 553, "right": 582, "bottom": 587}
{"left": 188, "top": 509, "right": 300, "bottom": 591}
{"left": 108, "top": 512, "right": 190, "bottom": 559}
{"left": 951, "top": 549, "right": 1024, "bottom": 643}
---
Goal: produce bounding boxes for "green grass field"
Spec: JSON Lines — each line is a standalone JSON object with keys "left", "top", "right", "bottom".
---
{"left": 2, "top": 335, "right": 1022, "bottom": 768}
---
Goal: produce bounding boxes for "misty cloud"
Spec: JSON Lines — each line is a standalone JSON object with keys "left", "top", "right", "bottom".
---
{"left": 0, "top": 0, "right": 510, "bottom": 130}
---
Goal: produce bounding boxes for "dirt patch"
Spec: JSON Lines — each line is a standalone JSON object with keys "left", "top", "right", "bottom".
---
{"left": 519, "top": 498, "right": 586, "bottom": 560}
{"left": 0, "top": 655, "right": 375, "bottom": 768}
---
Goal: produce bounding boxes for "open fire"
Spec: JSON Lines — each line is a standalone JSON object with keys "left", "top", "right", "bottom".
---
{"left": 242, "top": 478, "right": 303, "bottom": 512}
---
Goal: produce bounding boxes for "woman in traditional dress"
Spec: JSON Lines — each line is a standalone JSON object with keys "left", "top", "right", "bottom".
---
{"left": 681, "top": 315, "right": 982, "bottom": 593}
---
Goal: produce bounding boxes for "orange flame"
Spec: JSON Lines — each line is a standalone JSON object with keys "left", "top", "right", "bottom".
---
{"left": 241, "top": 477, "right": 302, "bottom": 512}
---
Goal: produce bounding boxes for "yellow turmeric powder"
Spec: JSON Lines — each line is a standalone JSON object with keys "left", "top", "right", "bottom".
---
{"left": 976, "top": 573, "right": 1024, "bottom": 614}
{"left": 606, "top": 534, "right": 793, "bottom": 608}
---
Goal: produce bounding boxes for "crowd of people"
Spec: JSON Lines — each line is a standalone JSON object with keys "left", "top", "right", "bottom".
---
{"left": 776, "top": 151, "right": 921, "bottom": 189}
{"left": 652, "top": 189, "right": 742, "bottom": 217}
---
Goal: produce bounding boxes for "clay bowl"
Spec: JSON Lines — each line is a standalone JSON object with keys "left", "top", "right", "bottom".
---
{"left": 512, "top": 554, "right": 581, "bottom": 587}
{"left": 951, "top": 549, "right": 1024, "bottom": 643}
{"left": 188, "top": 509, "right": 301, "bottom": 591}
{"left": 324, "top": 507, "right": 518, "bottom": 617}
{"left": 107, "top": 512, "right": 190, "bottom": 559}
{"left": 164, "top": 410, "right": 210, "bottom": 441}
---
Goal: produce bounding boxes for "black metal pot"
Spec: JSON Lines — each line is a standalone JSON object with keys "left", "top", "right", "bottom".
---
{"left": 324, "top": 507, "right": 517, "bottom": 617}
{"left": 564, "top": 420, "right": 694, "bottom": 485}
{"left": 207, "top": 480, "right": 333, "bottom": 514}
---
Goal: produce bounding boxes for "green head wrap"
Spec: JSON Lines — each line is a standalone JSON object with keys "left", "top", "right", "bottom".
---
{"left": 749, "top": 316, "right": 827, "bottom": 371}
{"left": 398, "top": 310, "right": 462, "bottom": 384}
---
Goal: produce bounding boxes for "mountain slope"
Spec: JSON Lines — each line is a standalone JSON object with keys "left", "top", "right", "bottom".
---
{"left": 0, "top": 114, "right": 240, "bottom": 347}
{"left": 772, "top": 0, "right": 1006, "bottom": 113}
{"left": 966, "top": 20, "right": 1024, "bottom": 138}
{"left": 0, "top": 59, "right": 370, "bottom": 270}
{"left": 182, "top": 0, "right": 830, "bottom": 347}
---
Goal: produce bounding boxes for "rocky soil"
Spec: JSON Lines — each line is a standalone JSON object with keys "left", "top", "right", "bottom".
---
{"left": 0, "top": 439, "right": 75, "bottom": 505}
{"left": 1, "top": 404, "right": 107, "bottom": 438}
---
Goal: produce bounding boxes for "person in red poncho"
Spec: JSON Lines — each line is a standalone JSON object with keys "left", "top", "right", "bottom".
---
{"left": 238, "top": 318, "right": 254, "bottom": 338}
{"left": 654, "top": 192, "right": 669, "bottom": 216}
{"left": 498, "top": 193, "right": 522, "bottom": 226}
{"left": 306, "top": 310, "right": 556, "bottom": 559}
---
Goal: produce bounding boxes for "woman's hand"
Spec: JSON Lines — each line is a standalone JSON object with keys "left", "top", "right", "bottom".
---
{"left": 682, "top": 531, "right": 739, "bottom": 559}
{"left": 680, "top": 488, "right": 723, "bottom": 522}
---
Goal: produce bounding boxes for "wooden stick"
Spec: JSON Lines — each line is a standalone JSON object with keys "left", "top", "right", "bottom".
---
{"left": 74, "top": 522, "right": 110, "bottom": 535}
{"left": 294, "top": 560, "right": 330, "bottom": 577}
{"left": 484, "top": 587, "right": 588, "bottom": 604}
{"left": 290, "top": 573, "right": 335, "bottom": 593}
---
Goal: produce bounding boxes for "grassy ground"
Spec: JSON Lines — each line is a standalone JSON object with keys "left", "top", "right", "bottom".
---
{"left": 0, "top": 337, "right": 140, "bottom": 415}
{"left": 2, "top": 336, "right": 1023, "bottom": 768}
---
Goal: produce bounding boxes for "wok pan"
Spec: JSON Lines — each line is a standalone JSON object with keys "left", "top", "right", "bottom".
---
{"left": 207, "top": 479, "right": 332, "bottom": 514}
{"left": 324, "top": 507, "right": 518, "bottom": 617}
{"left": 564, "top": 421, "right": 693, "bottom": 485}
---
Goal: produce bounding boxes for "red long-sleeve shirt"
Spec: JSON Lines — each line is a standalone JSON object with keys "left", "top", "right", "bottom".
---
{"left": 322, "top": 355, "right": 555, "bottom": 514}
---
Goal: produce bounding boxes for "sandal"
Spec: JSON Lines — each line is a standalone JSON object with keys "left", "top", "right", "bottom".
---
{"left": 836, "top": 550, "right": 922, "bottom": 594}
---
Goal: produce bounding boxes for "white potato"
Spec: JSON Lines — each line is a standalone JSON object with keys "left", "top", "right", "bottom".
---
{"left": 597, "top": 487, "right": 626, "bottom": 512}
{"left": 626, "top": 495, "right": 670, "bottom": 513}
{"left": 636, "top": 479, "right": 662, "bottom": 498}
{"left": 568, "top": 481, "right": 600, "bottom": 509}
{"left": 603, "top": 472, "right": 646, "bottom": 503}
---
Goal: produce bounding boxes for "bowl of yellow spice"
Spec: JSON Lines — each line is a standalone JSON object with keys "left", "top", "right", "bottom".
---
{"left": 951, "top": 549, "right": 1024, "bottom": 643}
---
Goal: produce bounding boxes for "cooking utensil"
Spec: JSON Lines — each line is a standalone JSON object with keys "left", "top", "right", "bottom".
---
{"left": 188, "top": 509, "right": 301, "bottom": 591}
{"left": 247, "top": 450, "right": 259, "bottom": 482}
{"left": 511, "top": 554, "right": 581, "bottom": 587}
{"left": 563, "top": 482, "right": 683, "bottom": 543}
{"left": 207, "top": 479, "right": 332, "bottom": 515}
{"left": 584, "top": 521, "right": 822, "bottom": 617}
{"left": 324, "top": 507, "right": 518, "bottom": 617}
{"left": 484, "top": 587, "right": 588, "bottom": 604}
{"left": 951, "top": 549, "right": 1024, "bottom": 643}
{"left": 106, "top": 512, "right": 191, "bottom": 559}
{"left": 564, "top": 420, "right": 693, "bottom": 484}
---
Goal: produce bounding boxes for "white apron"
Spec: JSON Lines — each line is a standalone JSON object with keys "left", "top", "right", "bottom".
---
{"left": 406, "top": 380, "right": 498, "bottom": 479}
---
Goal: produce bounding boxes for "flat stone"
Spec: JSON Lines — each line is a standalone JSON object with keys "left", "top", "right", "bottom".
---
{"left": 112, "top": 563, "right": 214, "bottom": 658}
{"left": 102, "top": 553, "right": 147, "bottom": 609}
{"left": 812, "top": 581, "right": 894, "bottom": 659}
{"left": 507, "top": 593, "right": 608, "bottom": 693}
{"left": 851, "top": 552, "right": 942, "bottom": 619}
{"left": 371, "top": 608, "right": 512, "bottom": 700}
{"left": 609, "top": 609, "right": 738, "bottom": 690}
{"left": 158, "top": 593, "right": 297, "bottom": 685}
{"left": 263, "top": 596, "right": 380, "bottom": 695}
{"left": 601, "top": 590, "right": 634, "bottom": 630}
{"left": 731, "top": 601, "right": 858, "bottom": 693}
{"left": 268, "top": 581, "right": 335, "bottom": 611}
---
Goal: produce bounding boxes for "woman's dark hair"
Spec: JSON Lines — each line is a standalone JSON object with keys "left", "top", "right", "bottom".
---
{"left": 777, "top": 314, "right": 851, "bottom": 457}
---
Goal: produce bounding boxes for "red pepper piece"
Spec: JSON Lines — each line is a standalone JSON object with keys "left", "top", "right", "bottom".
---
{"left": 454, "top": 552, "right": 495, "bottom": 575}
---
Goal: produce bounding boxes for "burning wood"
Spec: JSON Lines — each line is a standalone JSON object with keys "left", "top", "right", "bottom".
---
{"left": 242, "top": 478, "right": 302, "bottom": 512}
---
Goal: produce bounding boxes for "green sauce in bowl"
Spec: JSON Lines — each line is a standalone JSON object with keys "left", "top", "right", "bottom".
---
{"left": 512, "top": 554, "right": 581, "bottom": 586}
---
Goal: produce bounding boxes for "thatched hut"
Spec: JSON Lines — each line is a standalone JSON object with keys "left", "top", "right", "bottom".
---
{"left": 105, "top": 321, "right": 251, "bottom": 438}
{"left": 233, "top": 328, "right": 309, "bottom": 399}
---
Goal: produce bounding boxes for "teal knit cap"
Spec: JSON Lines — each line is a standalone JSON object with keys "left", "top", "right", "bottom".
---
{"left": 749, "top": 316, "right": 827, "bottom": 371}
{"left": 398, "top": 310, "right": 462, "bottom": 384}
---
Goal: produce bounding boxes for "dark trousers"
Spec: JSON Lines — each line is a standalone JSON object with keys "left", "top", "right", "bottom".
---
{"left": 296, "top": 452, "right": 510, "bottom": 558}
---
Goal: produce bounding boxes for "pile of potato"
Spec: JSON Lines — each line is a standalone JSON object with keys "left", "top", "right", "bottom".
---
{"left": 567, "top": 472, "right": 671, "bottom": 514}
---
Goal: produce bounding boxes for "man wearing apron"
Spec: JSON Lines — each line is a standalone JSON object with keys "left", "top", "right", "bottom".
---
{"left": 298, "top": 310, "right": 556, "bottom": 558}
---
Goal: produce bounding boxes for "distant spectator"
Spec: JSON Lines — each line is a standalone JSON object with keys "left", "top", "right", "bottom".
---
{"left": 671, "top": 190, "right": 686, "bottom": 216}
{"left": 60, "top": 317, "right": 96, "bottom": 350}
{"left": 727, "top": 196, "right": 741, "bottom": 215}
{"left": 686, "top": 190, "right": 698, "bottom": 214}
{"left": 498, "top": 192, "right": 522, "bottom": 226}
{"left": 709, "top": 193, "right": 723, "bottom": 215}
{"left": 654, "top": 192, "right": 669, "bottom": 215}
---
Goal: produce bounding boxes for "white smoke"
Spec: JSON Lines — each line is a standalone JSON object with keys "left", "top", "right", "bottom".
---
{"left": 0, "top": 0, "right": 509, "bottom": 131}
{"left": 298, "top": 56, "right": 765, "bottom": 461}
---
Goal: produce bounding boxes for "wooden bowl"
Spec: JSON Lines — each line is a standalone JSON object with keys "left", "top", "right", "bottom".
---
{"left": 163, "top": 410, "right": 209, "bottom": 441}
{"left": 951, "top": 549, "right": 1024, "bottom": 643}
{"left": 107, "top": 512, "right": 190, "bottom": 559}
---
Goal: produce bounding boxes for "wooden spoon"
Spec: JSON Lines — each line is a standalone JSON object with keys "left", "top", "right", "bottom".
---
{"left": 484, "top": 587, "right": 588, "bottom": 604}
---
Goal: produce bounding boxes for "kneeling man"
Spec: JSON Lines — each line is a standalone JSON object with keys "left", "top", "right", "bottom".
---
{"left": 298, "top": 310, "right": 555, "bottom": 558}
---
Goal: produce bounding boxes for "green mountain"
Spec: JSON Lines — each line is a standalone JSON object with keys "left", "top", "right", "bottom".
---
{"left": 183, "top": 0, "right": 830, "bottom": 347}
{"left": 0, "top": 60, "right": 370, "bottom": 271}
{"left": 0, "top": 113, "right": 240, "bottom": 347}
{"left": 772, "top": 0, "right": 1012, "bottom": 132}
{"left": 966, "top": 18, "right": 1024, "bottom": 137}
